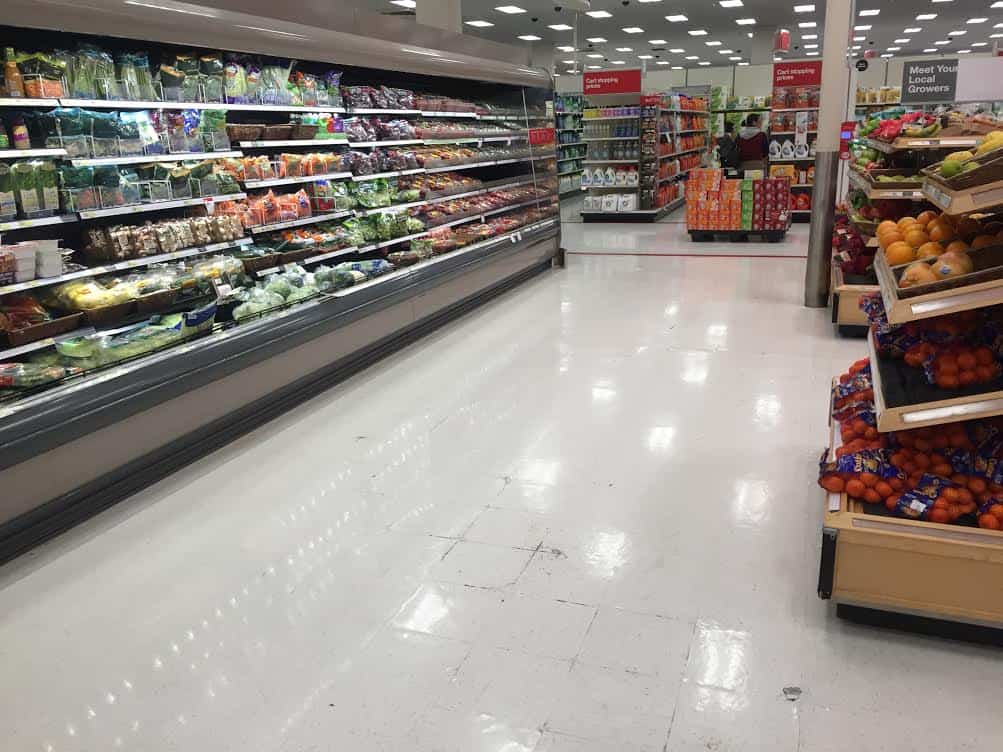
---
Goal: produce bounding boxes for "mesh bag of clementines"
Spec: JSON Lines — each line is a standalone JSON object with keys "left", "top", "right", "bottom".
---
{"left": 821, "top": 357, "right": 1003, "bottom": 530}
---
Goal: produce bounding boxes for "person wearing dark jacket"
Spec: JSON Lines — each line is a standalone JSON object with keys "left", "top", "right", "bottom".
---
{"left": 736, "top": 113, "right": 768, "bottom": 171}
{"left": 717, "top": 120, "right": 741, "bottom": 171}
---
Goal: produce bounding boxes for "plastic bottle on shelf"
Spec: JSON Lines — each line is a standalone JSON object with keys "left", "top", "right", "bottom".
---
{"left": 4, "top": 48, "right": 24, "bottom": 99}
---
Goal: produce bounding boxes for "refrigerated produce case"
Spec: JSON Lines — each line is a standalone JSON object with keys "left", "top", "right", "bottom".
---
{"left": 0, "top": 1, "right": 559, "bottom": 560}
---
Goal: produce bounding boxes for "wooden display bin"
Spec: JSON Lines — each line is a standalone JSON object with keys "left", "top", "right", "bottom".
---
{"left": 831, "top": 263, "right": 877, "bottom": 332}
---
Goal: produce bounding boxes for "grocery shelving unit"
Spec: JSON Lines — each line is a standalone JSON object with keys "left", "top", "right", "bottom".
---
{"left": 555, "top": 94, "right": 584, "bottom": 197}
{"left": 820, "top": 140, "right": 1003, "bottom": 633}
{"left": 0, "top": 0, "right": 562, "bottom": 561}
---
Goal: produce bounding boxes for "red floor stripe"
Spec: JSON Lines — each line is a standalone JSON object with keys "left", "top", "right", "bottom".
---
{"left": 566, "top": 251, "right": 808, "bottom": 259}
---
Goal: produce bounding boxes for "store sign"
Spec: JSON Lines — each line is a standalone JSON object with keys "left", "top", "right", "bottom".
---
{"left": 839, "top": 120, "right": 856, "bottom": 161}
{"left": 955, "top": 57, "right": 1003, "bottom": 103}
{"left": 855, "top": 59, "right": 868, "bottom": 72}
{"left": 901, "top": 60, "right": 958, "bottom": 104}
{"left": 773, "top": 61, "right": 822, "bottom": 88}
{"left": 528, "top": 127, "right": 555, "bottom": 146}
{"left": 583, "top": 69, "right": 642, "bottom": 95}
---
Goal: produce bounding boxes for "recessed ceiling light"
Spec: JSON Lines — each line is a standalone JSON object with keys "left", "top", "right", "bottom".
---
{"left": 615, "top": 47, "right": 633, "bottom": 51}
{"left": 557, "top": 45, "right": 575, "bottom": 52}
{"left": 802, "top": 34, "right": 818, "bottom": 39}
{"left": 852, "top": 35, "right": 865, "bottom": 41}
{"left": 495, "top": 5, "right": 526, "bottom": 13}
{"left": 518, "top": 35, "right": 541, "bottom": 40}
{"left": 666, "top": 14, "right": 688, "bottom": 22}
{"left": 972, "top": 41, "right": 988, "bottom": 46}
{"left": 672, "top": 65, "right": 683, "bottom": 69}
{"left": 747, "top": 31, "right": 754, "bottom": 37}
{"left": 958, "top": 49, "right": 972, "bottom": 53}
{"left": 932, "top": 0, "right": 953, "bottom": 2}
{"left": 948, "top": 30, "right": 966, "bottom": 36}
{"left": 706, "top": 40, "right": 722, "bottom": 46}
{"left": 991, "top": 33, "right": 1003, "bottom": 38}
{"left": 880, "top": 53, "right": 893, "bottom": 58}
{"left": 800, "top": 22, "right": 817, "bottom": 28}
{"left": 718, "top": 49, "right": 734, "bottom": 53}
{"left": 853, "top": 25, "right": 871, "bottom": 31}
{"left": 587, "top": 53, "right": 604, "bottom": 58}
{"left": 887, "top": 46, "right": 901, "bottom": 51}
{"left": 587, "top": 37, "right": 607, "bottom": 42}
{"left": 894, "top": 38, "right": 910, "bottom": 43}
{"left": 923, "top": 48, "right": 937, "bottom": 52}
{"left": 917, "top": 14, "right": 937, "bottom": 20}
{"left": 689, "top": 29, "right": 708, "bottom": 35}
{"left": 806, "top": 51, "right": 819, "bottom": 56}
{"left": 794, "top": 4, "right": 815, "bottom": 12}
{"left": 623, "top": 27, "right": 644, "bottom": 34}
{"left": 390, "top": 0, "right": 415, "bottom": 6}
{"left": 996, "top": 23, "right": 1003, "bottom": 27}
{"left": 934, "top": 40, "right": 950, "bottom": 45}
{"left": 851, "top": 45, "right": 861, "bottom": 50}
{"left": 549, "top": 24, "right": 573, "bottom": 31}
{"left": 904, "top": 27, "right": 921, "bottom": 33}
{"left": 993, "top": 1, "right": 1003, "bottom": 6}
{"left": 561, "top": 59, "right": 576, "bottom": 64}
{"left": 670, "top": 48, "right": 685, "bottom": 53}
{"left": 719, "top": 0, "right": 743, "bottom": 7}
{"left": 657, "top": 60, "right": 670, "bottom": 65}
{"left": 587, "top": 65, "right": 601, "bottom": 69}
{"left": 738, "top": 61, "right": 749, "bottom": 66}
{"left": 804, "top": 43, "right": 818, "bottom": 48}
{"left": 611, "top": 60, "right": 626, "bottom": 64}
{"left": 638, "top": 54, "right": 653, "bottom": 59}
{"left": 649, "top": 39, "right": 668, "bottom": 44}
{"left": 586, "top": 10, "right": 612, "bottom": 18}
{"left": 637, "top": 0, "right": 662, "bottom": 3}
{"left": 465, "top": 20, "right": 494, "bottom": 27}
{"left": 859, "top": 9, "right": 879, "bottom": 16}
{"left": 685, "top": 55, "right": 699, "bottom": 59}
{"left": 698, "top": 61, "right": 711, "bottom": 65}
{"left": 729, "top": 55, "right": 742, "bottom": 60}
{"left": 736, "top": 18, "right": 756, "bottom": 25}
{"left": 967, "top": 17, "right": 988, "bottom": 23}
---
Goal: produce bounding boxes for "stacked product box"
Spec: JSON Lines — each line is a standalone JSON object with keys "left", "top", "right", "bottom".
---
{"left": 685, "top": 169, "right": 742, "bottom": 230}
{"left": 740, "top": 180, "right": 754, "bottom": 230}
{"left": 751, "top": 178, "right": 791, "bottom": 231}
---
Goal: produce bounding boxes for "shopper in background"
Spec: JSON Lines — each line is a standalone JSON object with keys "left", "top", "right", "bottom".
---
{"left": 737, "top": 113, "right": 768, "bottom": 173}
{"left": 717, "top": 121, "right": 741, "bottom": 173}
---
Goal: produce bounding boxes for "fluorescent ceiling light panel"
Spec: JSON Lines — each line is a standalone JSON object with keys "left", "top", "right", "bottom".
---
{"left": 854, "top": 25, "right": 871, "bottom": 31}
{"left": 992, "top": 33, "right": 1003, "bottom": 38}
{"left": 611, "top": 60, "right": 626, "bottom": 64}
{"left": 904, "top": 27, "right": 921, "bottom": 33}
{"left": 518, "top": 35, "right": 541, "bottom": 40}
{"left": 729, "top": 55, "right": 741, "bottom": 59}
{"left": 859, "top": 9, "right": 879, "bottom": 16}
{"left": 587, "top": 65, "right": 601, "bottom": 69}
{"left": 390, "top": 0, "right": 416, "bottom": 6}
{"left": 465, "top": 20, "right": 494, "bottom": 27}
{"left": 719, "top": 0, "right": 743, "bottom": 7}
{"left": 587, "top": 53, "right": 604, "bottom": 58}
{"left": 802, "top": 34, "right": 818, "bottom": 39}
{"left": 638, "top": 54, "right": 654, "bottom": 59}
{"left": 586, "top": 10, "right": 613, "bottom": 18}
{"left": 800, "top": 22, "right": 817, "bottom": 28}
{"left": 948, "top": 30, "right": 967, "bottom": 36}
{"left": 967, "top": 18, "right": 988, "bottom": 23}
{"left": 698, "top": 61, "right": 711, "bottom": 65}
{"left": 972, "top": 41, "right": 988, "bottom": 46}
{"left": 852, "top": 35, "right": 865, "bottom": 41}
{"left": 557, "top": 45, "right": 575, "bottom": 51}
{"left": 736, "top": 18, "right": 756, "bottom": 25}
{"left": 623, "top": 27, "right": 645, "bottom": 33}
{"left": 894, "top": 38, "right": 910, "bottom": 43}
{"left": 958, "top": 49, "right": 972, "bottom": 53}
{"left": 851, "top": 45, "right": 861, "bottom": 50}
{"left": 934, "top": 40, "right": 950, "bottom": 44}
{"left": 793, "top": 4, "right": 815, "bottom": 12}
{"left": 549, "top": 24, "right": 573, "bottom": 31}
{"left": 685, "top": 55, "right": 699, "bottom": 59}
{"left": 994, "top": 1, "right": 1003, "bottom": 6}
{"left": 124, "top": 1, "right": 218, "bottom": 17}
{"left": 670, "top": 48, "right": 685, "bottom": 52}
{"left": 665, "top": 15, "right": 688, "bottom": 22}
{"left": 495, "top": 5, "right": 526, "bottom": 13}
{"left": 649, "top": 39, "right": 668, "bottom": 44}
{"left": 587, "top": 37, "right": 607, "bottom": 42}
{"left": 706, "top": 40, "right": 722, "bottom": 46}
{"left": 562, "top": 59, "right": 576, "bottom": 64}
{"left": 887, "top": 46, "right": 901, "bottom": 51}
{"left": 672, "top": 65, "right": 683, "bottom": 69}
{"left": 923, "top": 48, "right": 937, "bottom": 52}
{"left": 917, "top": 14, "right": 937, "bottom": 20}
{"left": 804, "top": 43, "right": 818, "bottom": 48}
{"left": 657, "top": 60, "right": 670, "bottom": 65}
{"left": 880, "top": 53, "right": 892, "bottom": 58}
{"left": 689, "top": 29, "right": 708, "bottom": 35}
{"left": 806, "top": 51, "right": 819, "bottom": 55}
{"left": 738, "top": 61, "right": 749, "bottom": 66}
{"left": 616, "top": 47, "right": 633, "bottom": 51}
{"left": 718, "top": 49, "right": 734, "bottom": 53}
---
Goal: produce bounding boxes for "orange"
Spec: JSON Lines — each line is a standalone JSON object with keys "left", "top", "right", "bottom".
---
{"left": 916, "top": 241, "right": 943, "bottom": 259}
{"left": 877, "top": 219, "right": 898, "bottom": 234}
{"left": 929, "top": 223, "right": 956, "bottom": 243}
{"left": 916, "top": 210, "right": 938, "bottom": 227}
{"left": 945, "top": 240, "right": 970, "bottom": 255}
{"left": 971, "top": 234, "right": 996, "bottom": 250}
{"left": 884, "top": 241, "right": 915, "bottom": 266}
{"left": 897, "top": 216, "right": 918, "bottom": 231}
{"left": 955, "top": 217, "right": 982, "bottom": 241}
{"left": 904, "top": 228, "right": 930, "bottom": 248}
{"left": 878, "top": 230, "right": 904, "bottom": 249}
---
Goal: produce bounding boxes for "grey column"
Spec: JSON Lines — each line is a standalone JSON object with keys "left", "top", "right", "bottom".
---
{"left": 804, "top": 0, "right": 853, "bottom": 307}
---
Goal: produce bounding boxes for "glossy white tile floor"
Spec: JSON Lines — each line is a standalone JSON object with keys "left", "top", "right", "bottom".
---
{"left": 3, "top": 248, "right": 1003, "bottom": 752}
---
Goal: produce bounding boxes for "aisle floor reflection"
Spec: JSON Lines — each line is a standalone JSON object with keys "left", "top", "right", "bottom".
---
{"left": 1, "top": 253, "right": 1001, "bottom": 751}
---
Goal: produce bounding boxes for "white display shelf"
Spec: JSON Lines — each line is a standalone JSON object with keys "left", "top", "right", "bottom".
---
{"left": 70, "top": 150, "right": 243, "bottom": 167}
{"left": 0, "top": 326, "right": 97, "bottom": 361}
{"left": 668, "top": 146, "right": 706, "bottom": 157}
{"left": 557, "top": 169, "right": 583, "bottom": 177}
{"left": 349, "top": 139, "right": 424, "bottom": 148}
{"left": 0, "top": 148, "right": 67, "bottom": 158}
{"left": 0, "top": 238, "right": 253, "bottom": 296}
{"left": 349, "top": 108, "right": 422, "bottom": 116}
{"left": 582, "top": 115, "right": 641, "bottom": 121}
{"left": 582, "top": 160, "right": 637, "bottom": 165}
{"left": 582, "top": 136, "right": 639, "bottom": 142}
{"left": 771, "top": 131, "right": 818, "bottom": 136}
{"left": 581, "top": 184, "right": 639, "bottom": 190}
{"left": 0, "top": 97, "right": 59, "bottom": 108}
{"left": 60, "top": 98, "right": 346, "bottom": 113}
{"left": 0, "top": 214, "right": 77, "bottom": 233}
{"left": 238, "top": 139, "right": 348, "bottom": 148}
{"left": 257, "top": 245, "right": 361, "bottom": 275}
{"left": 78, "top": 193, "right": 247, "bottom": 220}
{"left": 249, "top": 210, "right": 355, "bottom": 234}
{"left": 351, "top": 168, "right": 425, "bottom": 182}
{"left": 420, "top": 111, "right": 478, "bottom": 118}
{"left": 662, "top": 109, "right": 710, "bottom": 115}
{"left": 242, "top": 171, "right": 354, "bottom": 189}
{"left": 769, "top": 156, "right": 815, "bottom": 162}
{"left": 772, "top": 107, "right": 819, "bottom": 112}
{"left": 423, "top": 138, "right": 479, "bottom": 145}
{"left": 847, "top": 169, "right": 923, "bottom": 200}
{"left": 557, "top": 157, "right": 581, "bottom": 163}
{"left": 558, "top": 142, "right": 586, "bottom": 148}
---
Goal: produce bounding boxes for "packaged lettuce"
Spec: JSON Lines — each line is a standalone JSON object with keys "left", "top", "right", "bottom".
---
{"left": 36, "top": 160, "right": 59, "bottom": 213}
{"left": 0, "top": 163, "right": 15, "bottom": 220}
{"left": 223, "top": 55, "right": 249, "bottom": 103}
{"left": 264, "top": 276, "right": 293, "bottom": 299}
{"left": 12, "top": 161, "right": 40, "bottom": 216}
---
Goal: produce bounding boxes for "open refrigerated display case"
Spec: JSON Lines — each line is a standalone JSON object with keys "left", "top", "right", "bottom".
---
{"left": 0, "top": 1, "right": 559, "bottom": 560}
{"left": 818, "top": 120, "right": 1003, "bottom": 633}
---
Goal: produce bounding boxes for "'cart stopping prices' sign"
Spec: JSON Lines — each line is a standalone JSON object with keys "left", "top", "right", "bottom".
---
{"left": 901, "top": 60, "right": 958, "bottom": 103}
{"left": 583, "top": 69, "right": 642, "bottom": 95}
{"left": 772, "top": 61, "right": 822, "bottom": 88}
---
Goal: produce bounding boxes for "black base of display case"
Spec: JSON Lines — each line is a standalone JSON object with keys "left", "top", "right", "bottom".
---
{"left": 0, "top": 234, "right": 557, "bottom": 565}
{"left": 688, "top": 229, "right": 787, "bottom": 243}
{"left": 835, "top": 604, "right": 1003, "bottom": 647}
{"left": 581, "top": 206, "right": 670, "bottom": 223}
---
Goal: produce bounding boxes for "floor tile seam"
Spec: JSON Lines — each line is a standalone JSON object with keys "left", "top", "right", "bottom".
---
{"left": 565, "top": 251, "right": 808, "bottom": 259}
{"left": 426, "top": 532, "right": 543, "bottom": 555}
{"left": 662, "top": 618, "right": 700, "bottom": 750}
{"left": 567, "top": 604, "right": 601, "bottom": 672}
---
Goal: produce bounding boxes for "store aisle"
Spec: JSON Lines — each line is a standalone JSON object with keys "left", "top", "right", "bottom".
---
{"left": 2, "top": 254, "right": 1002, "bottom": 752}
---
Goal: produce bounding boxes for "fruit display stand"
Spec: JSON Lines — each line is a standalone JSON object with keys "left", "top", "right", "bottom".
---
{"left": 831, "top": 264, "right": 876, "bottom": 332}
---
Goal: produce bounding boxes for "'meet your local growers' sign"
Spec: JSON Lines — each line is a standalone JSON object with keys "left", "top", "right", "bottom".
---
{"left": 901, "top": 60, "right": 958, "bottom": 104}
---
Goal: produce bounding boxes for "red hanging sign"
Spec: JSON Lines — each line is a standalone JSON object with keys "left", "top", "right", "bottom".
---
{"left": 772, "top": 61, "right": 822, "bottom": 88}
{"left": 583, "top": 69, "right": 642, "bottom": 95}
{"left": 528, "top": 127, "right": 555, "bottom": 146}
{"left": 640, "top": 94, "right": 661, "bottom": 106}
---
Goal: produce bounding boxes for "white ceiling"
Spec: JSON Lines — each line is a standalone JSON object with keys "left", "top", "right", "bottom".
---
{"left": 359, "top": 0, "right": 1003, "bottom": 70}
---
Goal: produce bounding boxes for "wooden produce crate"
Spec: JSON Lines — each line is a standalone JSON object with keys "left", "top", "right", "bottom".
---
{"left": 874, "top": 243, "right": 1003, "bottom": 324}
{"left": 831, "top": 263, "right": 877, "bottom": 329}
{"left": 923, "top": 176, "right": 1003, "bottom": 216}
